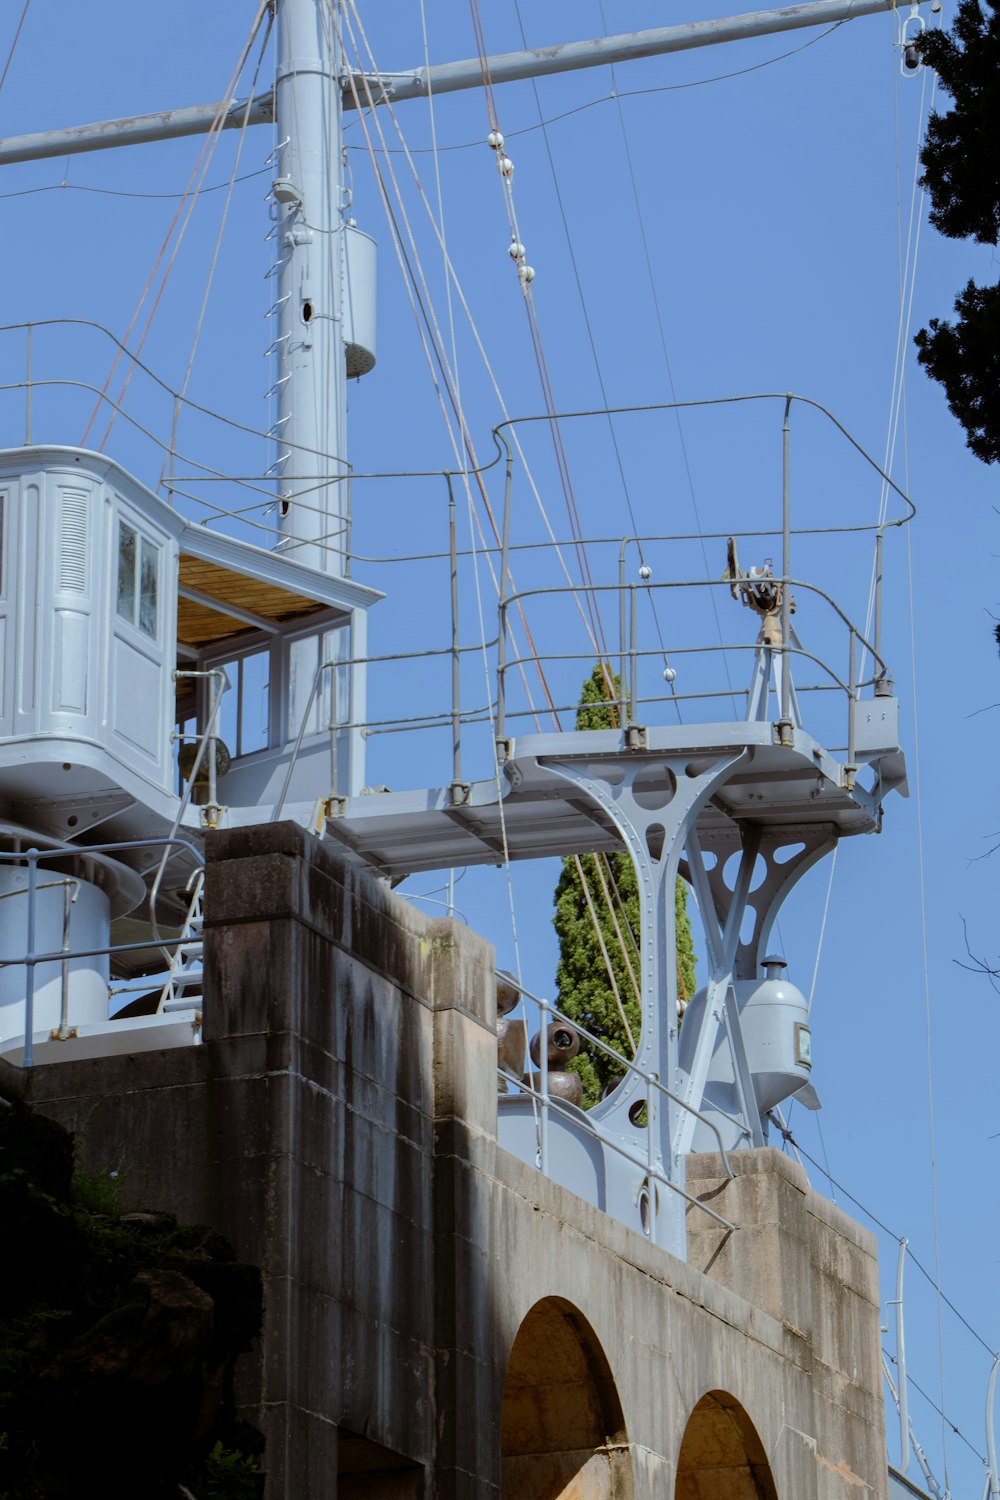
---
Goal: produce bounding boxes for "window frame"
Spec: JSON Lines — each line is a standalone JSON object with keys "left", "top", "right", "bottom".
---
{"left": 116, "top": 516, "right": 161, "bottom": 642}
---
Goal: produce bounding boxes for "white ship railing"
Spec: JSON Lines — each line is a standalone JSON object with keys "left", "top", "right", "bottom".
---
{"left": 0, "top": 838, "right": 204, "bottom": 1067}
{"left": 498, "top": 977, "right": 738, "bottom": 1239}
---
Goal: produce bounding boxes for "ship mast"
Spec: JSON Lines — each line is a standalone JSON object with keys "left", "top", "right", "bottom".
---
{"left": 0, "top": 0, "right": 926, "bottom": 582}
{"left": 271, "top": 0, "right": 349, "bottom": 575}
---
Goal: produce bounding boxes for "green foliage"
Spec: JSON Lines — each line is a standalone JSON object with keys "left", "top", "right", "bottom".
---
{"left": 916, "top": 0, "right": 1000, "bottom": 245}
{"left": 204, "top": 1440, "right": 264, "bottom": 1500}
{"left": 575, "top": 662, "right": 623, "bottom": 730}
{"left": 914, "top": 0, "right": 1000, "bottom": 462}
{"left": 71, "top": 1162, "right": 125, "bottom": 1217}
{"left": 0, "top": 1094, "right": 264, "bottom": 1500}
{"left": 552, "top": 665, "right": 697, "bottom": 1107}
{"left": 913, "top": 279, "right": 1000, "bottom": 465}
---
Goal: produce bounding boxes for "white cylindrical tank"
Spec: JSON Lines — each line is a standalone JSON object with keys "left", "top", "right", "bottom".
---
{"left": 738, "top": 957, "right": 812, "bottom": 1112}
{"left": 678, "top": 957, "right": 812, "bottom": 1132}
{"left": 343, "top": 223, "right": 376, "bottom": 377}
{"left": 0, "top": 868, "right": 111, "bottom": 1043}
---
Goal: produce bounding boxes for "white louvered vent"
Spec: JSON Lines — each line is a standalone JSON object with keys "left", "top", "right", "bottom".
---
{"left": 59, "top": 489, "right": 88, "bottom": 593}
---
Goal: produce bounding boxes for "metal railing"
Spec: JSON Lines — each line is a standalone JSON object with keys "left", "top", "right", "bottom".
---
{"left": 498, "top": 978, "right": 738, "bottom": 1241}
{"left": 2, "top": 329, "right": 916, "bottom": 804}
{"left": 0, "top": 838, "right": 204, "bottom": 1066}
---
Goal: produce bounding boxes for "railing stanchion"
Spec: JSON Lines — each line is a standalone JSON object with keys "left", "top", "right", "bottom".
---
{"left": 629, "top": 585, "right": 638, "bottom": 731}
{"left": 329, "top": 674, "right": 339, "bottom": 804}
{"left": 448, "top": 477, "right": 462, "bottom": 792}
{"left": 539, "top": 995, "right": 549, "bottom": 1175}
{"left": 874, "top": 525, "right": 884, "bottom": 673}
{"left": 23, "top": 851, "right": 38, "bottom": 1067}
{"left": 57, "top": 880, "right": 78, "bottom": 1041}
{"left": 24, "top": 323, "right": 32, "bottom": 446}
{"left": 646, "top": 1071, "right": 657, "bottom": 1246}
{"left": 495, "top": 449, "right": 513, "bottom": 754}
{"left": 618, "top": 538, "right": 629, "bottom": 730}
{"left": 780, "top": 394, "right": 793, "bottom": 744}
{"left": 846, "top": 627, "right": 857, "bottom": 785}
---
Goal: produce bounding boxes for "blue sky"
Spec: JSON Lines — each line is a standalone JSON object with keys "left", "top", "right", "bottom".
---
{"left": 2, "top": 1, "right": 998, "bottom": 1491}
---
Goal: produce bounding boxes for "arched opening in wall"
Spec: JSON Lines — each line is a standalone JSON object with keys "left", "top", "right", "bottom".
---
{"left": 337, "top": 1430, "right": 422, "bottom": 1499}
{"left": 675, "top": 1390, "right": 779, "bottom": 1500}
{"left": 501, "top": 1296, "right": 633, "bottom": 1499}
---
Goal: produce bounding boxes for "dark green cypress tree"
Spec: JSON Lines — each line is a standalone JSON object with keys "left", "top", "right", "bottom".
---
{"left": 553, "top": 665, "right": 697, "bottom": 1107}
{"left": 913, "top": 0, "right": 1000, "bottom": 463}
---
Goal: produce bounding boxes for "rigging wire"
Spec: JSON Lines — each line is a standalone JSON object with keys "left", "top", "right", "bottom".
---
{"left": 861, "top": 41, "right": 936, "bottom": 671}
{"left": 0, "top": 22, "right": 850, "bottom": 203}
{"left": 906, "top": 383, "right": 952, "bottom": 1499}
{"left": 335, "top": 0, "right": 659, "bottom": 1032}
{"left": 159, "top": 9, "right": 274, "bottom": 492}
{"left": 466, "top": 0, "right": 614, "bottom": 676}
{"left": 336, "top": 9, "right": 557, "bottom": 736}
{"left": 784, "top": 1135, "right": 997, "bottom": 1362}
{"left": 806, "top": 845, "right": 838, "bottom": 1013}
{"left": 337, "top": 0, "right": 607, "bottom": 722}
{"left": 510, "top": 0, "right": 680, "bottom": 731}
{"left": 0, "top": 0, "right": 31, "bottom": 95}
{"left": 0, "top": 170, "right": 271, "bottom": 203}
{"left": 342, "top": 22, "right": 850, "bottom": 156}
{"left": 469, "top": 0, "right": 666, "bottom": 1008}
{"left": 336, "top": 5, "right": 693, "bottom": 698}
{"left": 81, "top": 0, "right": 272, "bottom": 452}
{"left": 413, "top": 0, "right": 530, "bottom": 1025}
{"left": 883, "top": 1350, "right": 988, "bottom": 1466}
{"left": 595, "top": 0, "right": 740, "bottom": 714}
{"left": 871, "top": 19, "right": 953, "bottom": 1483}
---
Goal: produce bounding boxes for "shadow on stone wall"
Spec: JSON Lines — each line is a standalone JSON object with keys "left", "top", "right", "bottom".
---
{"left": 676, "top": 1390, "right": 779, "bottom": 1500}
{"left": 501, "top": 1296, "right": 633, "bottom": 1500}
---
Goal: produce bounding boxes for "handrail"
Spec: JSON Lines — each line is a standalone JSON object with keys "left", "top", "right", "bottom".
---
{"left": 271, "top": 657, "right": 341, "bottom": 822}
{"left": 517, "top": 980, "right": 738, "bottom": 1176}
{"left": 500, "top": 575, "right": 889, "bottom": 679}
{"left": 495, "top": 571, "right": 890, "bottom": 770}
{"left": 0, "top": 838, "right": 204, "bottom": 1067}
{"left": 497, "top": 978, "right": 738, "bottom": 1237}
{"left": 492, "top": 391, "right": 917, "bottom": 525}
{"left": 155, "top": 868, "right": 205, "bottom": 1015}
{"left": 505, "top": 1070, "right": 738, "bottom": 1234}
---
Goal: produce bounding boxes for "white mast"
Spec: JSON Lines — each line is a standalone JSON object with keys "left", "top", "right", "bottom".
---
{"left": 272, "top": 0, "right": 349, "bottom": 575}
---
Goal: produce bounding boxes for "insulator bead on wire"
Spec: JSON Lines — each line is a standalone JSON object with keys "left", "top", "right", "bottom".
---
{"left": 639, "top": 564, "right": 652, "bottom": 580}
{"left": 499, "top": 156, "right": 514, "bottom": 177}
{"left": 508, "top": 241, "right": 525, "bottom": 261}
{"left": 518, "top": 265, "right": 535, "bottom": 284}
{"left": 487, "top": 131, "right": 505, "bottom": 150}
{"left": 663, "top": 664, "right": 677, "bottom": 684}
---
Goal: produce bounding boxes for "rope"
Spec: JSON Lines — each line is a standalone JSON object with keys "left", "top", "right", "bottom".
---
{"left": 595, "top": 0, "right": 739, "bottom": 713}
{"left": 336, "top": 11, "right": 558, "bottom": 735}
{"left": 807, "top": 845, "right": 838, "bottom": 1013}
{"left": 575, "top": 854, "right": 638, "bottom": 1054}
{"left": 0, "top": 0, "right": 31, "bottom": 94}
{"left": 466, "top": 0, "right": 613, "bottom": 673}
{"left": 81, "top": 0, "right": 271, "bottom": 452}
{"left": 159, "top": 10, "right": 274, "bottom": 493}
{"left": 337, "top": 0, "right": 597, "bottom": 729}
{"left": 343, "top": 24, "right": 851, "bottom": 156}
{"left": 906, "top": 478, "right": 951, "bottom": 1493}
{"left": 334, "top": 2, "right": 635, "bottom": 679}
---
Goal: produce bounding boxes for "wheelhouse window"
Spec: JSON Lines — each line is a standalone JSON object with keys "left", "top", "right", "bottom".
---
{"left": 210, "top": 647, "right": 271, "bottom": 758}
{"left": 287, "top": 625, "right": 349, "bottom": 740}
{"left": 117, "top": 520, "right": 159, "bottom": 640}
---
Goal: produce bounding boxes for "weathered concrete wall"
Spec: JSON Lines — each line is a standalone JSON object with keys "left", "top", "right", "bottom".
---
{"left": 2, "top": 823, "right": 889, "bottom": 1500}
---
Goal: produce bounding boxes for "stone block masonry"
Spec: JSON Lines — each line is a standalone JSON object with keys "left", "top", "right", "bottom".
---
{"left": 2, "top": 822, "right": 889, "bottom": 1499}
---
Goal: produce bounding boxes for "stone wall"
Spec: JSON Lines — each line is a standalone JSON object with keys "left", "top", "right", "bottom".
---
{"left": 2, "top": 822, "right": 889, "bottom": 1500}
